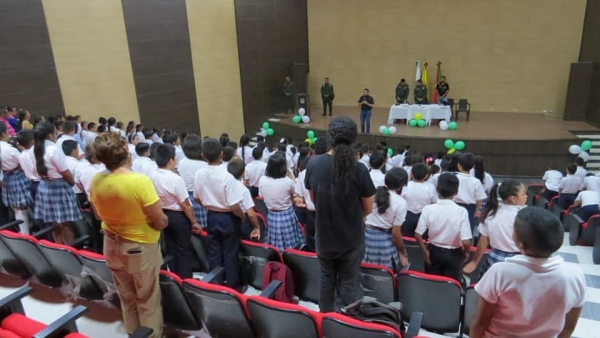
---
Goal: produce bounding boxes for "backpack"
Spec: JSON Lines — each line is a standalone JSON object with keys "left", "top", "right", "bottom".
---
{"left": 341, "top": 296, "right": 406, "bottom": 333}
{"left": 261, "top": 261, "right": 295, "bottom": 303}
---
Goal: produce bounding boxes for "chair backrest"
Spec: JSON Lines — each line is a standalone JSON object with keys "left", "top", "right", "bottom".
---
{"left": 0, "top": 231, "right": 61, "bottom": 287}
{"left": 396, "top": 271, "right": 462, "bottom": 333}
{"left": 462, "top": 285, "right": 479, "bottom": 334}
{"left": 159, "top": 270, "right": 201, "bottom": 331}
{"left": 282, "top": 249, "right": 320, "bottom": 303}
{"left": 0, "top": 235, "right": 29, "bottom": 278}
{"left": 190, "top": 231, "right": 210, "bottom": 273}
{"left": 403, "top": 240, "right": 426, "bottom": 273}
{"left": 181, "top": 278, "right": 255, "bottom": 338}
{"left": 37, "top": 240, "right": 83, "bottom": 280}
{"left": 457, "top": 99, "right": 468, "bottom": 109}
{"left": 321, "top": 312, "right": 401, "bottom": 338}
{"left": 254, "top": 197, "right": 269, "bottom": 221}
{"left": 240, "top": 240, "right": 282, "bottom": 289}
{"left": 256, "top": 213, "right": 267, "bottom": 241}
{"left": 526, "top": 183, "right": 544, "bottom": 206}
{"left": 547, "top": 195, "right": 559, "bottom": 209}
{"left": 359, "top": 263, "right": 397, "bottom": 304}
{"left": 447, "top": 98, "right": 455, "bottom": 107}
{"left": 246, "top": 296, "right": 320, "bottom": 338}
{"left": 78, "top": 250, "right": 119, "bottom": 306}
{"left": 462, "top": 247, "right": 489, "bottom": 285}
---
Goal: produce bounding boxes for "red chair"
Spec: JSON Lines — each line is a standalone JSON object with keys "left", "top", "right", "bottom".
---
{"left": 282, "top": 249, "right": 320, "bottom": 303}
{"left": 246, "top": 295, "right": 320, "bottom": 338}
{"left": 78, "top": 250, "right": 120, "bottom": 308}
{"left": 190, "top": 231, "right": 210, "bottom": 273}
{"left": 159, "top": 270, "right": 202, "bottom": 331}
{"left": 321, "top": 312, "right": 425, "bottom": 338}
{"left": 240, "top": 240, "right": 282, "bottom": 290}
{"left": 359, "top": 263, "right": 397, "bottom": 304}
{"left": 580, "top": 215, "right": 600, "bottom": 246}
{"left": 526, "top": 183, "right": 544, "bottom": 206}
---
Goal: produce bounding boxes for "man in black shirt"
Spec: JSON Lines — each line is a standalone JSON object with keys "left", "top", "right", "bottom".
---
{"left": 305, "top": 116, "right": 376, "bottom": 312}
{"left": 321, "top": 77, "right": 335, "bottom": 116}
{"left": 436, "top": 76, "right": 450, "bottom": 105}
{"left": 357, "top": 88, "right": 375, "bottom": 133}
{"left": 281, "top": 76, "right": 295, "bottom": 113}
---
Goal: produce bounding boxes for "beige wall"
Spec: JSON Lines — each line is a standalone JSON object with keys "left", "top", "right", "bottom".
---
{"left": 42, "top": 0, "right": 140, "bottom": 124}
{"left": 187, "top": 0, "right": 245, "bottom": 140}
{"left": 308, "top": 0, "right": 586, "bottom": 116}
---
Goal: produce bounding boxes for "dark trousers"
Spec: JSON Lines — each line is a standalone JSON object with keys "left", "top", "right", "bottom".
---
{"left": 559, "top": 193, "right": 577, "bottom": 211}
{"left": 90, "top": 207, "right": 104, "bottom": 254}
{"left": 305, "top": 210, "right": 316, "bottom": 252}
{"left": 322, "top": 98, "right": 333, "bottom": 115}
{"left": 76, "top": 193, "right": 88, "bottom": 208}
{"left": 163, "top": 210, "right": 193, "bottom": 279}
{"left": 284, "top": 94, "right": 295, "bottom": 113}
{"left": 457, "top": 203, "right": 477, "bottom": 232}
{"left": 543, "top": 189, "right": 558, "bottom": 203}
{"left": 576, "top": 204, "right": 600, "bottom": 222}
{"left": 207, "top": 211, "right": 242, "bottom": 288}
{"left": 402, "top": 211, "right": 421, "bottom": 237}
{"left": 249, "top": 186, "right": 259, "bottom": 200}
{"left": 0, "top": 187, "right": 9, "bottom": 225}
{"left": 317, "top": 242, "right": 365, "bottom": 313}
{"left": 426, "top": 244, "right": 463, "bottom": 282}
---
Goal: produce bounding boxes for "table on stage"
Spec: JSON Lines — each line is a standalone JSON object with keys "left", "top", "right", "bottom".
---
{"left": 387, "top": 104, "right": 452, "bottom": 125}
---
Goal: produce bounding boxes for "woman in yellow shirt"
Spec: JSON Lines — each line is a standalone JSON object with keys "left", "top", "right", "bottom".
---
{"left": 90, "top": 132, "right": 167, "bottom": 338}
{"left": 18, "top": 110, "right": 32, "bottom": 130}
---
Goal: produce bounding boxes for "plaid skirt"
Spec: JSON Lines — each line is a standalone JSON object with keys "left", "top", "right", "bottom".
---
{"left": 188, "top": 191, "right": 207, "bottom": 227}
{"left": 2, "top": 170, "right": 31, "bottom": 208}
{"left": 266, "top": 206, "right": 304, "bottom": 252}
{"left": 34, "top": 179, "right": 82, "bottom": 223}
{"left": 479, "top": 247, "right": 519, "bottom": 279}
{"left": 363, "top": 226, "right": 400, "bottom": 271}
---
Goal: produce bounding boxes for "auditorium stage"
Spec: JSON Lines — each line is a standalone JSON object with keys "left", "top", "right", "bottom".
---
{"left": 269, "top": 106, "right": 600, "bottom": 177}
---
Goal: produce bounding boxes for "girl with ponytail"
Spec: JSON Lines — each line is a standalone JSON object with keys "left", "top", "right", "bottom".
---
{"left": 363, "top": 168, "right": 410, "bottom": 270}
{"left": 237, "top": 134, "right": 252, "bottom": 165}
{"left": 463, "top": 179, "right": 527, "bottom": 278}
{"left": 473, "top": 155, "right": 494, "bottom": 194}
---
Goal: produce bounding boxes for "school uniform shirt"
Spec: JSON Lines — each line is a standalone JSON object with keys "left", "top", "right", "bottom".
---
{"left": 365, "top": 192, "right": 407, "bottom": 230}
{"left": 295, "top": 169, "right": 315, "bottom": 211}
{"left": 152, "top": 134, "right": 164, "bottom": 144}
{"left": 174, "top": 145, "right": 185, "bottom": 166}
{"left": 131, "top": 157, "right": 158, "bottom": 177}
{"left": 109, "top": 126, "right": 126, "bottom": 138}
{"left": 245, "top": 160, "right": 267, "bottom": 188}
{"left": 475, "top": 255, "right": 586, "bottom": 338}
{"left": 236, "top": 146, "right": 254, "bottom": 165}
{"left": 127, "top": 144, "right": 139, "bottom": 162}
{"left": 575, "top": 165, "right": 587, "bottom": 181}
{"left": 575, "top": 190, "right": 600, "bottom": 207}
{"left": 559, "top": 175, "right": 582, "bottom": 194}
{"left": 136, "top": 131, "right": 145, "bottom": 141}
{"left": 434, "top": 158, "right": 443, "bottom": 167}
{"left": 262, "top": 148, "right": 272, "bottom": 164}
{"left": 391, "top": 154, "right": 405, "bottom": 168}
{"left": 369, "top": 169, "right": 386, "bottom": 188}
{"left": 178, "top": 158, "right": 207, "bottom": 191}
{"left": 470, "top": 171, "right": 494, "bottom": 194}
{"left": 385, "top": 162, "right": 392, "bottom": 171}
{"left": 193, "top": 165, "right": 243, "bottom": 210}
{"left": 258, "top": 176, "right": 295, "bottom": 211}
{"left": 360, "top": 154, "right": 370, "bottom": 168}
{"left": 74, "top": 133, "right": 86, "bottom": 151}
{"left": 543, "top": 169, "right": 563, "bottom": 192}
{"left": 66, "top": 156, "right": 83, "bottom": 194}
{"left": 0, "top": 141, "right": 21, "bottom": 171}
{"left": 219, "top": 161, "right": 229, "bottom": 171}
{"left": 401, "top": 181, "right": 438, "bottom": 214}
{"left": 76, "top": 161, "right": 105, "bottom": 197}
{"left": 286, "top": 155, "right": 294, "bottom": 171}
{"left": 141, "top": 139, "right": 153, "bottom": 145}
{"left": 29, "top": 140, "right": 70, "bottom": 179}
{"left": 454, "top": 172, "right": 486, "bottom": 204}
{"left": 432, "top": 172, "right": 442, "bottom": 186}
{"left": 582, "top": 176, "right": 600, "bottom": 193}
{"left": 293, "top": 152, "right": 300, "bottom": 169}
{"left": 415, "top": 199, "right": 472, "bottom": 249}
{"left": 19, "top": 148, "right": 39, "bottom": 181}
{"left": 82, "top": 130, "right": 97, "bottom": 147}
{"left": 151, "top": 169, "right": 188, "bottom": 211}
{"left": 478, "top": 204, "right": 521, "bottom": 253}
{"left": 236, "top": 180, "right": 255, "bottom": 212}
{"left": 55, "top": 134, "right": 84, "bottom": 156}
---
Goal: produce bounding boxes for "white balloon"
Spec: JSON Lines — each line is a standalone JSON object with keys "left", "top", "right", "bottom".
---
{"left": 439, "top": 121, "right": 449, "bottom": 130}
{"left": 302, "top": 115, "right": 310, "bottom": 123}
{"left": 298, "top": 108, "right": 306, "bottom": 116}
{"left": 569, "top": 144, "right": 582, "bottom": 155}
{"left": 579, "top": 151, "right": 590, "bottom": 162}
{"left": 379, "top": 125, "right": 386, "bottom": 133}
{"left": 388, "top": 126, "right": 397, "bottom": 134}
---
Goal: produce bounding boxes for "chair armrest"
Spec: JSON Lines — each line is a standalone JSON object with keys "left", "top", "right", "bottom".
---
{"left": 0, "top": 285, "right": 33, "bottom": 315}
{"left": 33, "top": 305, "right": 88, "bottom": 338}
{"left": 405, "top": 311, "right": 424, "bottom": 338}
{"left": 161, "top": 255, "right": 173, "bottom": 269}
{"left": 0, "top": 220, "right": 23, "bottom": 231}
{"left": 130, "top": 327, "right": 153, "bottom": 338}
{"left": 571, "top": 214, "right": 585, "bottom": 224}
{"left": 68, "top": 235, "right": 91, "bottom": 249}
{"left": 202, "top": 267, "right": 224, "bottom": 284}
{"left": 259, "top": 280, "right": 282, "bottom": 298}
{"left": 32, "top": 227, "right": 54, "bottom": 239}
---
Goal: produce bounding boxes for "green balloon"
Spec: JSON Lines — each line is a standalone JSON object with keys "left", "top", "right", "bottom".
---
{"left": 417, "top": 120, "right": 427, "bottom": 128}
{"left": 313, "top": 137, "right": 318, "bottom": 143}
{"left": 382, "top": 127, "right": 390, "bottom": 135}
{"left": 409, "top": 119, "right": 418, "bottom": 127}
{"left": 267, "top": 128, "right": 274, "bottom": 136}
{"left": 581, "top": 140, "right": 593, "bottom": 151}
{"left": 307, "top": 130, "right": 315, "bottom": 139}
{"left": 387, "top": 148, "right": 393, "bottom": 156}
{"left": 262, "top": 122, "right": 270, "bottom": 129}
{"left": 292, "top": 115, "right": 302, "bottom": 124}
{"left": 448, "top": 122, "right": 458, "bottom": 130}
{"left": 444, "top": 139, "right": 454, "bottom": 149}
{"left": 455, "top": 141, "right": 465, "bottom": 150}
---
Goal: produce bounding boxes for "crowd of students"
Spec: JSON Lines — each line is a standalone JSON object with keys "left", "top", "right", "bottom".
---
{"left": 0, "top": 107, "right": 588, "bottom": 338}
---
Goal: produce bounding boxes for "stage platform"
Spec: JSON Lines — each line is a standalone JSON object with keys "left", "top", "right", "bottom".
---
{"left": 269, "top": 106, "right": 600, "bottom": 176}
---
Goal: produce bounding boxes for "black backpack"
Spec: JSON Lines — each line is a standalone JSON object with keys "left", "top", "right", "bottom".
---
{"left": 340, "top": 296, "right": 406, "bottom": 333}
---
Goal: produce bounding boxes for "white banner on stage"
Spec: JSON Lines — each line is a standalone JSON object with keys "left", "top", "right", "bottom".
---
{"left": 387, "top": 104, "right": 451, "bottom": 125}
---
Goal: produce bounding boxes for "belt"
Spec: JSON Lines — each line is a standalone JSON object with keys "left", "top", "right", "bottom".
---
{"left": 365, "top": 224, "right": 391, "bottom": 233}
{"left": 491, "top": 247, "right": 520, "bottom": 255}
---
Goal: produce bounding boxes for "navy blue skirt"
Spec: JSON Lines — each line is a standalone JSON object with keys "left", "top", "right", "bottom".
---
{"left": 34, "top": 179, "right": 82, "bottom": 223}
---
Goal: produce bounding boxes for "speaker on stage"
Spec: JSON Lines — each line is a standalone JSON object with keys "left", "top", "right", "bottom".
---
{"left": 297, "top": 93, "right": 310, "bottom": 115}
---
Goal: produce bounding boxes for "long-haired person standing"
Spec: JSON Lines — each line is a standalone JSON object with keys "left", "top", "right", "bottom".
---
{"left": 90, "top": 132, "right": 168, "bottom": 338}
{"left": 304, "top": 117, "right": 376, "bottom": 312}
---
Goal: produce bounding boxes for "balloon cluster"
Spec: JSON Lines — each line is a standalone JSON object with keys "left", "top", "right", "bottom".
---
{"left": 408, "top": 112, "right": 427, "bottom": 128}
{"left": 379, "top": 126, "right": 397, "bottom": 135}
{"left": 569, "top": 140, "right": 593, "bottom": 162}
{"left": 292, "top": 108, "right": 310, "bottom": 124}
{"left": 258, "top": 122, "right": 274, "bottom": 137}
{"left": 444, "top": 139, "right": 465, "bottom": 154}
{"left": 305, "top": 130, "right": 317, "bottom": 145}
{"left": 439, "top": 120, "right": 458, "bottom": 130}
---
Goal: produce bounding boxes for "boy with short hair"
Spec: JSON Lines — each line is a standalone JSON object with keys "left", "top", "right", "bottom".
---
{"left": 542, "top": 164, "right": 563, "bottom": 201}
{"left": 470, "top": 207, "right": 585, "bottom": 338}
{"left": 244, "top": 147, "right": 267, "bottom": 199}
{"left": 62, "top": 140, "right": 86, "bottom": 206}
{"left": 415, "top": 173, "right": 472, "bottom": 282}
{"left": 219, "top": 146, "right": 235, "bottom": 171}
{"left": 227, "top": 159, "right": 261, "bottom": 241}
{"left": 574, "top": 157, "right": 587, "bottom": 181}
{"left": 559, "top": 163, "right": 582, "bottom": 210}
{"left": 455, "top": 152, "right": 486, "bottom": 231}
{"left": 131, "top": 142, "right": 157, "bottom": 177}
{"left": 401, "top": 162, "right": 437, "bottom": 237}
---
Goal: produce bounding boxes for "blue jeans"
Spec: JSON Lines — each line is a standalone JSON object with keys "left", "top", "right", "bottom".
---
{"left": 360, "top": 110, "right": 372, "bottom": 133}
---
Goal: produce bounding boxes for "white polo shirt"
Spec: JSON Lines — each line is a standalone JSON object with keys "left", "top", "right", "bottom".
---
{"left": 392, "top": 154, "right": 405, "bottom": 168}
{"left": 245, "top": 160, "right": 267, "bottom": 187}
{"left": 236, "top": 146, "right": 254, "bottom": 165}
{"left": 236, "top": 180, "right": 254, "bottom": 213}
{"left": 575, "top": 166, "right": 587, "bottom": 181}
{"left": 136, "top": 131, "right": 145, "bottom": 141}
{"left": 365, "top": 191, "right": 407, "bottom": 230}
{"left": 415, "top": 199, "right": 472, "bottom": 249}
{"left": 543, "top": 169, "right": 563, "bottom": 192}
{"left": 131, "top": 157, "right": 158, "bottom": 177}
{"left": 295, "top": 169, "right": 314, "bottom": 211}
{"left": 402, "top": 181, "right": 438, "bottom": 214}
{"left": 193, "top": 165, "right": 243, "bottom": 210}
{"left": 0, "top": 141, "right": 21, "bottom": 171}
{"left": 178, "top": 158, "right": 207, "bottom": 191}
{"left": 479, "top": 204, "right": 521, "bottom": 253}
{"left": 219, "top": 161, "right": 229, "bottom": 172}
{"left": 262, "top": 148, "right": 272, "bottom": 164}
{"left": 258, "top": 176, "right": 295, "bottom": 211}
{"left": 76, "top": 161, "right": 105, "bottom": 197}
{"left": 174, "top": 145, "right": 185, "bottom": 166}
{"left": 19, "top": 148, "right": 39, "bottom": 181}
{"left": 454, "top": 172, "right": 486, "bottom": 205}
{"left": 128, "top": 144, "right": 138, "bottom": 162}
{"left": 66, "top": 156, "right": 82, "bottom": 194}
{"left": 360, "top": 155, "right": 370, "bottom": 168}
{"left": 29, "top": 140, "right": 69, "bottom": 179}
{"left": 575, "top": 190, "right": 600, "bottom": 207}
{"left": 369, "top": 169, "right": 386, "bottom": 188}
{"left": 471, "top": 171, "right": 494, "bottom": 194}
{"left": 559, "top": 175, "right": 582, "bottom": 194}
{"left": 56, "top": 134, "right": 84, "bottom": 156}
{"left": 82, "top": 130, "right": 97, "bottom": 147}
{"left": 151, "top": 168, "right": 188, "bottom": 211}
{"left": 582, "top": 176, "right": 600, "bottom": 193}
{"left": 475, "top": 255, "right": 586, "bottom": 338}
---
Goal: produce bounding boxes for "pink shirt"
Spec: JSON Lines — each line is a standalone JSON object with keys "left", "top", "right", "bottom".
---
{"left": 0, "top": 118, "right": 16, "bottom": 137}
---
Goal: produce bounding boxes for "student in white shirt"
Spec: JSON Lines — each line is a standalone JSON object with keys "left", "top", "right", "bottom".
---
{"left": 574, "top": 157, "right": 587, "bottom": 181}
{"left": 127, "top": 134, "right": 140, "bottom": 163}
{"left": 75, "top": 146, "right": 106, "bottom": 253}
{"left": 61, "top": 140, "right": 86, "bottom": 207}
{"left": 559, "top": 163, "right": 582, "bottom": 210}
{"left": 470, "top": 207, "right": 585, "bottom": 338}
{"left": 16, "top": 130, "right": 39, "bottom": 216}
{"left": 135, "top": 124, "right": 145, "bottom": 141}
{"left": 219, "top": 146, "right": 235, "bottom": 171}
{"left": 427, "top": 164, "right": 440, "bottom": 187}
{"left": 193, "top": 138, "right": 246, "bottom": 291}
{"left": 541, "top": 164, "right": 563, "bottom": 201}
{"left": 258, "top": 152, "right": 304, "bottom": 252}
{"left": 401, "top": 163, "right": 437, "bottom": 237}
{"left": 473, "top": 155, "right": 494, "bottom": 194}
{"left": 244, "top": 147, "right": 267, "bottom": 198}
{"left": 463, "top": 180, "right": 527, "bottom": 277}
{"left": 582, "top": 174, "right": 600, "bottom": 193}
{"left": 434, "top": 151, "right": 444, "bottom": 167}
{"left": 163, "top": 133, "right": 185, "bottom": 166}
{"left": 178, "top": 134, "right": 208, "bottom": 227}
{"left": 415, "top": 173, "right": 472, "bottom": 282}
{"left": 81, "top": 122, "right": 97, "bottom": 147}
{"left": 152, "top": 129, "right": 164, "bottom": 144}
{"left": 360, "top": 144, "right": 370, "bottom": 168}
{"left": 432, "top": 158, "right": 449, "bottom": 187}
{"left": 55, "top": 121, "right": 84, "bottom": 158}
{"left": 294, "top": 153, "right": 316, "bottom": 251}
{"left": 141, "top": 129, "right": 153, "bottom": 145}
{"left": 573, "top": 190, "right": 600, "bottom": 221}
{"left": 454, "top": 152, "right": 486, "bottom": 231}
{"left": 31, "top": 122, "right": 81, "bottom": 244}
{"left": 131, "top": 143, "right": 157, "bottom": 177}
{"left": 227, "top": 159, "right": 261, "bottom": 241}
{"left": 369, "top": 150, "right": 386, "bottom": 188}
{"left": 0, "top": 125, "right": 31, "bottom": 234}
{"left": 237, "top": 135, "right": 253, "bottom": 165}
{"left": 363, "top": 168, "right": 409, "bottom": 271}
{"left": 152, "top": 144, "right": 200, "bottom": 279}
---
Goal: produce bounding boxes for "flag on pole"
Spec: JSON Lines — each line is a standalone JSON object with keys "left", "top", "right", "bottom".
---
{"left": 421, "top": 61, "right": 429, "bottom": 100}
{"left": 415, "top": 59, "right": 421, "bottom": 82}
{"left": 432, "top": 61, "right": 442, "bottom": 104}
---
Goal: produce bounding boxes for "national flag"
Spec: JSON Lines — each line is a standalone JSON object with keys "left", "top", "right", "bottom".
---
{"left": 421, "top": 61, "right": 429, "bottom": 100}
{"left": 432, "top": 61, "right": 442, "bottom": 103}
{"left": 415, "top": 59, "right": 421, "bottom": 82}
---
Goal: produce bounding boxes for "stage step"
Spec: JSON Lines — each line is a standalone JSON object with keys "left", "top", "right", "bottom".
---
{"left": 575, "top": 133, "right": 600, "bottom": 174}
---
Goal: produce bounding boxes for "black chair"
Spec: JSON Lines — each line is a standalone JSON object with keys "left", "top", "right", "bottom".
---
{"left": 246, "top": 295, "right": 320, "bottom": 338}
{"left": 359, "top": 263, "right": 397, "bottom": 304}
{"left": 159, "top": 270, "right": 202, "bottom": 331}
{"left": 462, "top": 247, "right": 489, "bottom": 285}
{"left": 455, "top": 99, "right": 470, "bottom": 121}
{"left": 321, "top": 312, "right": 423, "bottom": 338}
{"left": 462, "top": 285, "right": 479, "bottom": 335}
{"left": 593, "top": 222, "right": 600, "bottom": 264}
{"left": 282, "top": 249, "right": 320, "bottom": 303}
{"left": 0, "top": 221, "right": 30, "bottom": 278}
{"left": 190, "top": 231, "right": 210, "bottom": 273}
{"left": 403, "top": 237, "right": 426, "bottom": 273}
{"left": 569, "top": 214, "right": 600, "bottom": 246}
{"left": 525, "top": 183, "right": 545, "bottom": 206}
{"left": 447, "top": 98, "right": 455, "bottom": 118}
{"left": 254, "top": 197, "right": 269, "bottom": 222}
{"left": 78, "top": 250, "right": 120, "bottom": 307}
{"left": 239, "top": 240, "right": 282, "bottom": 290}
